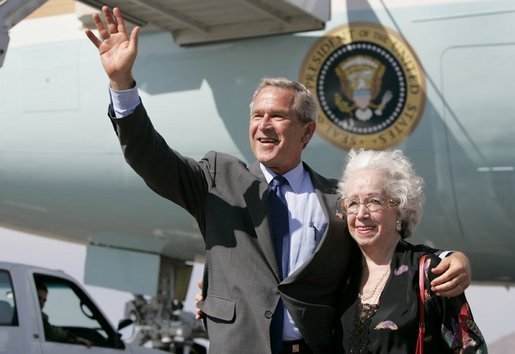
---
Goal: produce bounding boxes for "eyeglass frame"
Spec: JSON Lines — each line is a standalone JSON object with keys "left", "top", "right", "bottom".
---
{"left": 339, "top": 194, "right": 399, "bottom": 215}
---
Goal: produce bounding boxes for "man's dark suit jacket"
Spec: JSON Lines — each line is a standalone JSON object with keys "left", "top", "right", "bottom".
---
{"left": 110, "top": 103, "right": 355, "bottom": 354}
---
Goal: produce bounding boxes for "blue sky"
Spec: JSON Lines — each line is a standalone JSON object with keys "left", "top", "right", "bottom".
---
{"left": 0, "top": 226, "right": 513, "bottom": 346}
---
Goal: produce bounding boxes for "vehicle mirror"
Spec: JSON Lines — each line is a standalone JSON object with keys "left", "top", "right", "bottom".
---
{"left": 117, "top": 318, "right": 133, "bottom": 331}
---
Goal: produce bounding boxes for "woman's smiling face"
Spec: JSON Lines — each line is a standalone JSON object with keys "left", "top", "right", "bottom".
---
{"left": 344, "top": 169, "right": 399, "bottom": 249}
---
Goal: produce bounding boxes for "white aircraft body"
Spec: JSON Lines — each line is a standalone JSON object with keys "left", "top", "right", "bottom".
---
{"left": 0, "top": 0, "right": 514, "bottom": 350}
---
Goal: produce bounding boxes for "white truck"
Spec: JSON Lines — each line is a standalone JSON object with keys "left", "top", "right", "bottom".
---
{"left": 0, "top": 260, "right": 166, "bottom": 354}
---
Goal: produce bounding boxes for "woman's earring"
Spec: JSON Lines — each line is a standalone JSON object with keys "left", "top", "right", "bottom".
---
{"left": 396, "top": 220, "right": 402, "bottom": 232}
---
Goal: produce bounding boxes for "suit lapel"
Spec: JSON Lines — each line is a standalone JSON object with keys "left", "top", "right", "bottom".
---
{"left": 241, "top": 162, "right": 282, "bottom": 281}
{"left": 282, "top": 164, "right": 340, "bottom": 284}
{"left": 308, "top": 166, "right": 340, "bottom": 253}
{"left": 242, "top": 162, "right": 341, "bottom": 283}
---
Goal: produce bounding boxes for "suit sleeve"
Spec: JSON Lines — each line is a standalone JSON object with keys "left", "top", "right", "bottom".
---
{"left": 108, "top": 103, "right": 211, "bottom": 222}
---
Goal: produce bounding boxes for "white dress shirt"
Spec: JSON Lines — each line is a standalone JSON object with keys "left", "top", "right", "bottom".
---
{"left": 261, "top": 163, "right": 327, "bottom": 341}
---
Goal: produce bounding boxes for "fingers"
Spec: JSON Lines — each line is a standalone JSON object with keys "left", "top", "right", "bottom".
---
{"left": 195, "top": 309, "right": 205, "bottom": 320}
{"left": 431, "top": 274, "right": 467, "bottom": 296}
{"left": 194, "top": 291, "right": 204, "bottom": 303}
{"left": 76, "top": 337, "right": 93, "bottom": 347}
{"left": 194, "top": 292, "right": 205, "bottom": 320}
{"left": 430, "top": 254, "right": 470, "bottom": 296}
{"left": 92, "top": 10, "right": 110, "bottom": 41}
{"left": 129, "top": 26, "right": 140, "bottom": 53}
{"left": 433, "top": 278, "right": 466, "bottom": 297}
{"left": 194, "top": 279, "right": 205, "bottom": 320}
{"left": 87, "top": 7, "right": 124, "bottom": 44}
{"left": 86, "top": 9, "right": 112, "bottom": 48}
{"left": 84, "top": 28, "right": 101, "bottom": 48}
{"left": 113, "top": 7, "right": 127, "bottom": 36}
{"left": 429, "top": 257, "right": 449, "bottom": 277}
{"left": 103, "top": 6, "right": 118, "bottom": 38}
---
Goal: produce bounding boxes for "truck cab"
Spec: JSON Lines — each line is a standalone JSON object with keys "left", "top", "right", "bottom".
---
{"left": 0, "top": 261, "right": 164, "bottom": 354}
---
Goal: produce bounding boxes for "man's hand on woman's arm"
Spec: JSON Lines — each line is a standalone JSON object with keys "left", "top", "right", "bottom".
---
{"left": 431, "top": 251, "right": 471, "bottom": 297}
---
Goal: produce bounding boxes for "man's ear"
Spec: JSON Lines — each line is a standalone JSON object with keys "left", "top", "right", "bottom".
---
{"left": 302, "top": 121, "right": 316, "bottom": 145}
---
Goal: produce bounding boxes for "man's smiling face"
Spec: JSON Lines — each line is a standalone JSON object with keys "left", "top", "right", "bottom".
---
{"left": 249, "top": 86, "right": 315, "bottom": 175}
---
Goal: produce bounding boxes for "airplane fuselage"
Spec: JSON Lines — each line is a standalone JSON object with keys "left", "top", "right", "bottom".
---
{"left": 0, "top": 0, "right": 514, "bottom": 287}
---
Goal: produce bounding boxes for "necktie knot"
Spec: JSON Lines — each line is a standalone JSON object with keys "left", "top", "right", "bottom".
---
{"left": 270, "top": 175, "right": 287, "bottom": 189}
{"left": 269, "top": 176, "right": 288, "bottom": 207}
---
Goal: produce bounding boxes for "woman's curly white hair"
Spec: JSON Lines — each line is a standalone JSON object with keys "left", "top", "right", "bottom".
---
{"left": 338, "top": 149, "right": 425, "bottom": 239}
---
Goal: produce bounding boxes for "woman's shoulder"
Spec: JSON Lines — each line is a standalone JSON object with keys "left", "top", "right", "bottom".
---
{"left": 394, "top": 241, "right": 441, "bottom": 276}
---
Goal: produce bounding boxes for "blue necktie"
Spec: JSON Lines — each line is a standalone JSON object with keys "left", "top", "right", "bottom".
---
{"left": 268, "top": 175, "right": 290, "bottom": 278}
{"left": 268, "top": 175, "right": 290, "bottom": 354}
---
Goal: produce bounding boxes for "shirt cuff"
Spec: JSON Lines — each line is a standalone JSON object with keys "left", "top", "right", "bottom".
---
{"left": 438, "top": 250, "right": 454, "bottom": 259}
{"left": 109, "top": 85, "right": 141, "bottom": 118}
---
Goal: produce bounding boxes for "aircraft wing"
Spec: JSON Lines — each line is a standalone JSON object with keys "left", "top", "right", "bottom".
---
{"left": 79, "top": 0, "right": 330, "bottom": 45}
{"left": 1, "top": 0, "right": 329, "bottom": 67}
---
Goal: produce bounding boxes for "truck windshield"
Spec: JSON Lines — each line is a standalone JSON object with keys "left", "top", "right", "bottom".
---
{"left": 34, "top": 273, "right": 124, "bottom": 349}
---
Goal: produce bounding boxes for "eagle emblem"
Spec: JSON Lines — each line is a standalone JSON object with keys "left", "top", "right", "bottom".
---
{"left": 335, "top": 55, "right": 393, "bottom": 122}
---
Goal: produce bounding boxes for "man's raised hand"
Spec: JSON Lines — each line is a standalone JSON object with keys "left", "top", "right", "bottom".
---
{"left": 84, "top": 6, "right": 139, "bottom": 90}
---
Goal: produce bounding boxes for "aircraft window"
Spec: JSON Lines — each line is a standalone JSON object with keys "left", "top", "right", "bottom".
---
{"left": 33, "top": 274, "right": 124, "bottom": 349}
{"left": 0, "top": 270, "right": 18, "bottom": 326}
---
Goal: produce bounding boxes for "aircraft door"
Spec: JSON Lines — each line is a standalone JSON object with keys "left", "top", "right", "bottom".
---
{"left": 442, "top": 42, "right": 515, "bottom": 282}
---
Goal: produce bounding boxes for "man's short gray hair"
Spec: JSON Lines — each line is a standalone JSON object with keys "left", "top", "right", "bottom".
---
{"left": 250, "top": 77, "right": 318, "bottom": 124}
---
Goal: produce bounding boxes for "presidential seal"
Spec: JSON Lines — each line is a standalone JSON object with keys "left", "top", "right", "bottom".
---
{"left": 299, "top": 23, "right": 426, "bottom": 150}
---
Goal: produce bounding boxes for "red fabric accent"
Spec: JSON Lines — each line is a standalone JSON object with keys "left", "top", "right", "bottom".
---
{"left": 416, "top": 255, "right": 428, "bottom": 354}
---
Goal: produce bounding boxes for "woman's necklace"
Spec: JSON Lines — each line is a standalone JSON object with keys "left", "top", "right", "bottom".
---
{"left": 359, "top": 267, "right": 391, "bottom": 304}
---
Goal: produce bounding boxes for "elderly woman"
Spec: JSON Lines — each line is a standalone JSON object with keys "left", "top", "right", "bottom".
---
{"left": 335, "top": 149, "right": 487, "bottom": 353}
